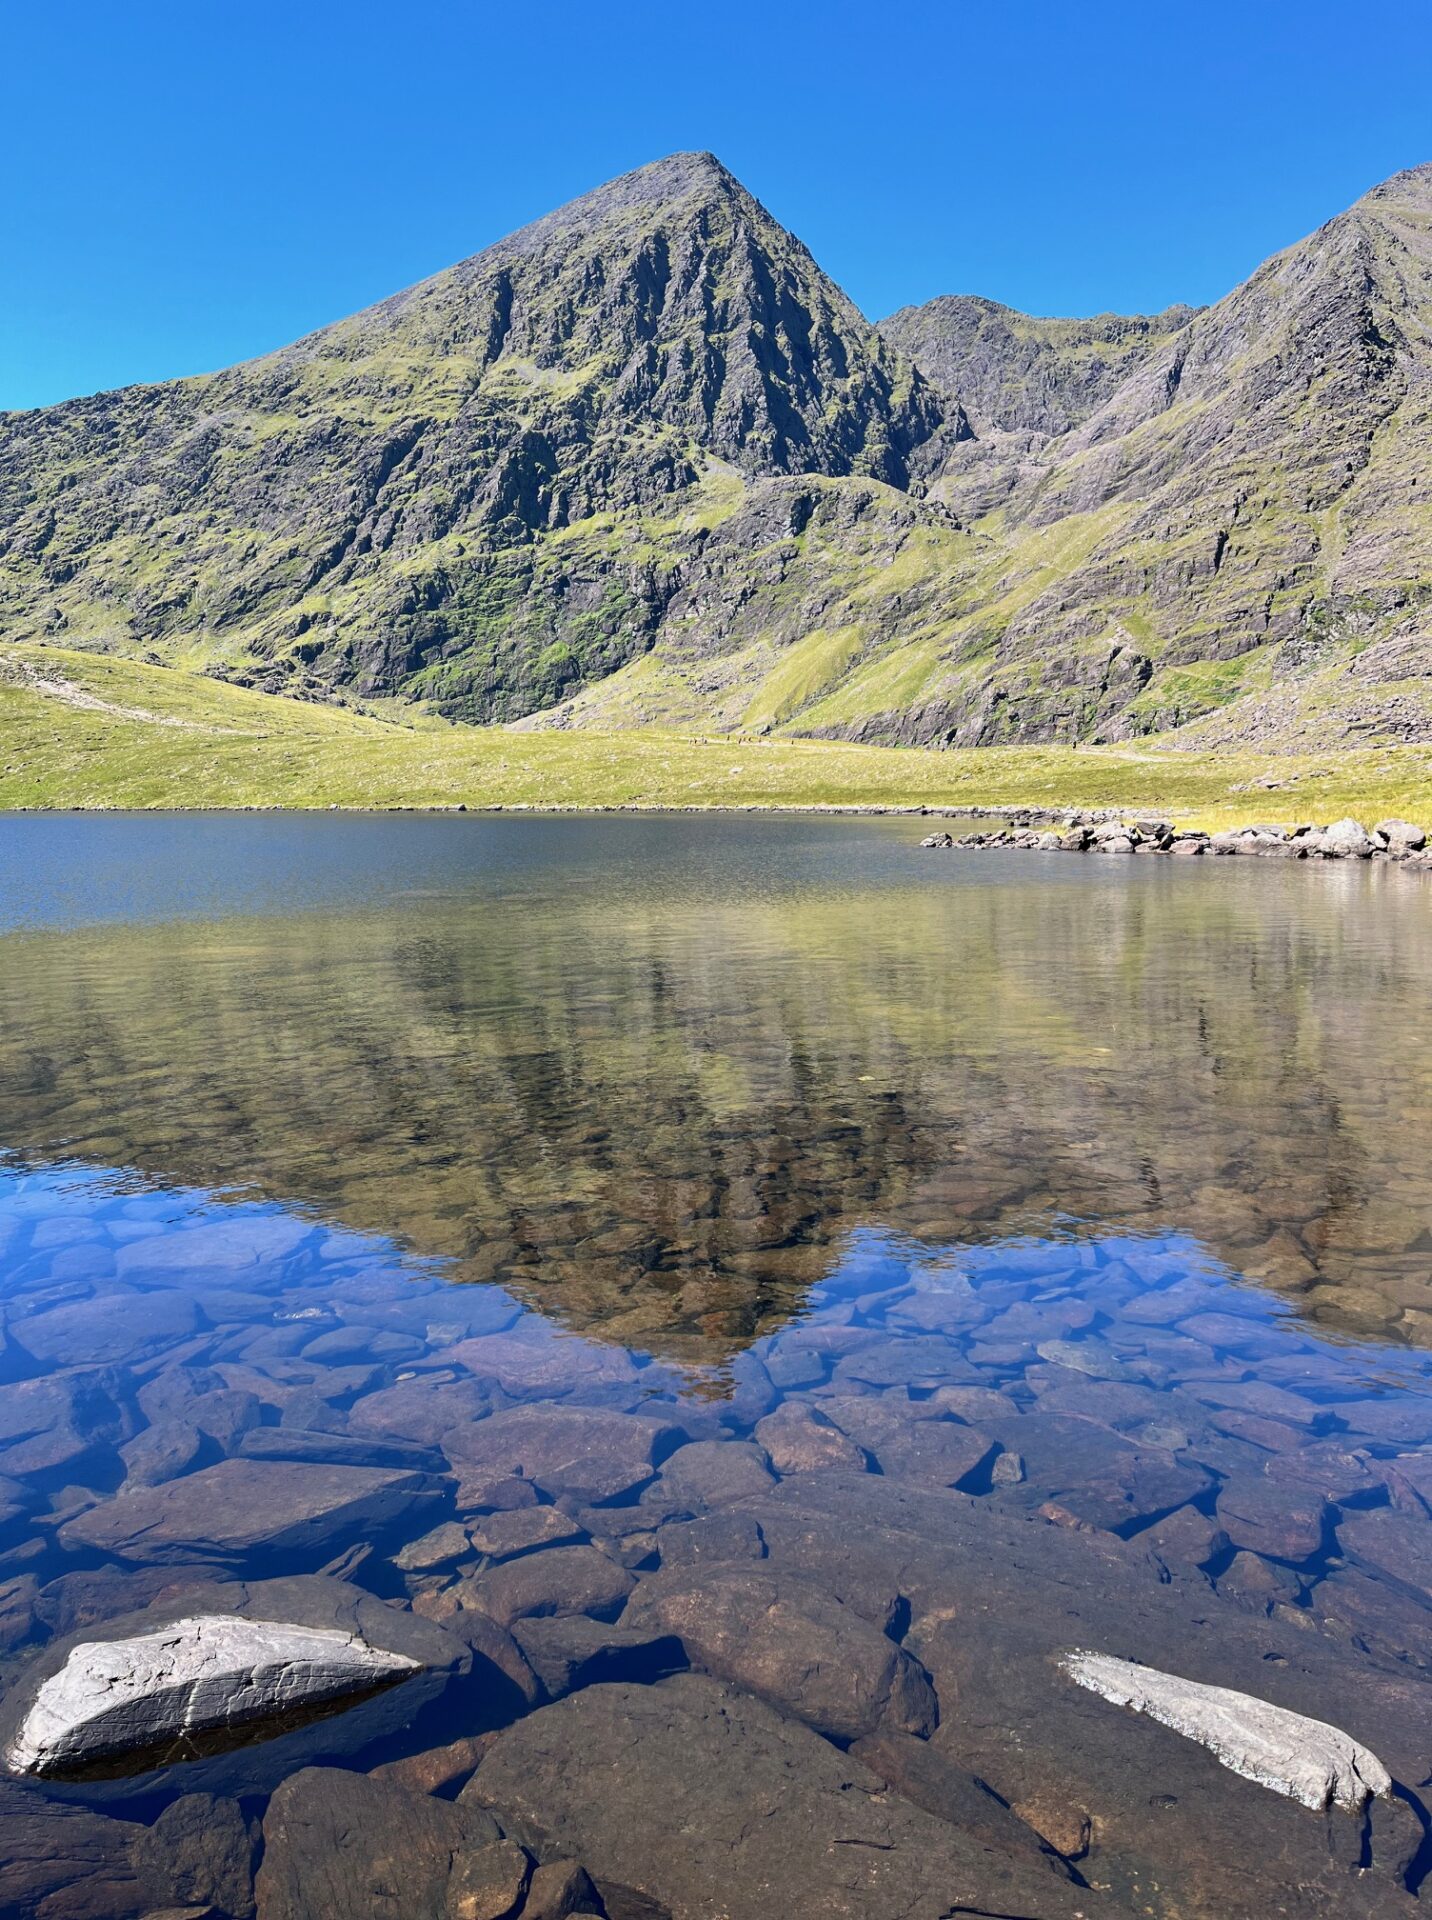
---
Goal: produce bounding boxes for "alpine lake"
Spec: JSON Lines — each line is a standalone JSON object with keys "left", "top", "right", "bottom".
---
{"left": 1, "top": 812, "right": 1431, "bottom": 1920}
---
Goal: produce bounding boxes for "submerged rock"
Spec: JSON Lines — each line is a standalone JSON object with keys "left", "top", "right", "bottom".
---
{"left": 442, "top": 1404, "right": 682, "bottom": 1507}
{"left": 1061, "top": 1650, "right": 1391, "bottom": 1812}
{"left": 0, "top": 1779, "right": 158, "bottom": 1920}
{"left": 57, "top": 1459, "right": 437, "bottom": 1565}
{"left": 753, "top": 1401, "right": 867, "bottom": 1473}
{"left": 512, "top": 1614, "right": 685, "bottom": 1699}
{"left": 467, "top": 1674, "right": 1111, "bottom": 1920}
{"left": 5, "top": 1613, "right": 420, "bottom": 1778}
{"left": 686, "top": 1473, "right": 1422, "bottom": 1912}
{"left": 255, "top": 1765, "right": 518, "bottom": 1920}
{"left": 0, "top": 1370, "right": 131, "bottom": 1477}
{"left": 130, "top": 1793, "right": 259, "bottom": 1920}
{"left": 456, "top": 1544, "right": 635, "bottom": 1630}
{"left": 848, "top": 1730, "right": 1074, "bottom": 1878}
{"left": 624, "top": 1565, "right": 937, "bottom": 1741}
{"left": 0, "top": 1577, "right": 468, "bottom": 1799}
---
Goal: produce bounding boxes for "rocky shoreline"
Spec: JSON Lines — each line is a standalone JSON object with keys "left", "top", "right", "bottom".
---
{"left": 922, "top": 812, "right": 1432, "bottom": 865}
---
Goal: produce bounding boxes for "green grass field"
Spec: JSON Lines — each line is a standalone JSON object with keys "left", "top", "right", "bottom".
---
{"left": 4, "top": 643, "right": 1432, "bottom": 831}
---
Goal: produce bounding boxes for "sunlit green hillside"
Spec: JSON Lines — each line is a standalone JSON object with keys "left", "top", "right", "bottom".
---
{"left": 3, "top": 643, "right": 1431, "bottom": 830}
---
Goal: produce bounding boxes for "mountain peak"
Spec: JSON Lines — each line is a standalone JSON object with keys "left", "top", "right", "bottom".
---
{"left": 480, "top": 151, "right": 747, "bottom": 262}
{"left": 10, "top": 159, "right": 1428, "bottom": 754}
{"left": 336, "top": 147, "right": 944, "bottom": 501}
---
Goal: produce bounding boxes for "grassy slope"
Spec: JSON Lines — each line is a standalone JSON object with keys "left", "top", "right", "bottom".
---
{"left": 3, "top": 644, "right": 1432, "bottom": 830}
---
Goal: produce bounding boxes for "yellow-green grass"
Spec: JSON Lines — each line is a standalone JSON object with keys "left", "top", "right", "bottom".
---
{"left": 3, "top": 643, "right": 1432, "bottom": 831}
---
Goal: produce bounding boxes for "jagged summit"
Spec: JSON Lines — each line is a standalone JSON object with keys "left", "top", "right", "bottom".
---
{"left": 485, "top": 149, "right": 743, "bottom": 246}
{"left": 350, "top": 152, "right": 753, "bottom": 321}
{"left": 1354, "top": 158, "right": 1432, "bottom": 205}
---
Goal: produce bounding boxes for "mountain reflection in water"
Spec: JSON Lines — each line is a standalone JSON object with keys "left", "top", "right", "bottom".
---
{"left": 0, "top": 813, "right": 1430, "bottom": 1361}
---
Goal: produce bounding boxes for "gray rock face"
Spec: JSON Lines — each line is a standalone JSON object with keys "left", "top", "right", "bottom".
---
{"left": 1063, "top": 1650, "right": 1392, "bottom": 1813}
{"left": 467, "top": 1674, "right": 1114, "bottom": 1920}
{"left": 5, "top": 1613, "right": 419, "bottom": 1777}
{"left": 881, "top": 294, "right": 1199, "bottom": 436}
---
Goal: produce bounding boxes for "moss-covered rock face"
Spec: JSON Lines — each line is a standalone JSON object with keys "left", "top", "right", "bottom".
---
{"left": 880, "top": 164, "right": 1432, "bottom": 750}
{"left": 3, "top": 153, "right": 1432, "bottom": 747}
{"left": 0, "top": 152, "right": 947, "bottom": 722}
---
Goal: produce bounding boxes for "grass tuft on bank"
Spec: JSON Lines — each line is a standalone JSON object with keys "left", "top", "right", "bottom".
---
{"left": 3, "top": 643, "right": 1432, "bottom": 831}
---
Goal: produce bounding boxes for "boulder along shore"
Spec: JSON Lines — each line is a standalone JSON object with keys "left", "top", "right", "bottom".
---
{"left": 922, "top": 814, "right": 1432, "bottom": 864}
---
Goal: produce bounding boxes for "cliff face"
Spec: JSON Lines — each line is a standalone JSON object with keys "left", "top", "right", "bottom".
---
{"left": 864, "top": 165, "right": 1432, "bottom": 748}
{"left": 879, "top": 295, "right": 1199, "bottom": 436}
{"left": 4, "top": 155, "right": 1432, "bottom": 748}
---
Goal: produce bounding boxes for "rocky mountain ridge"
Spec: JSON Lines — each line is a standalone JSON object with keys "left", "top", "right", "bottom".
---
{"left": 879, "top": 295, "right": 1201, "bottom": 436}
{"left": 3, "top": 152, "right": 1431, "bottom": 748}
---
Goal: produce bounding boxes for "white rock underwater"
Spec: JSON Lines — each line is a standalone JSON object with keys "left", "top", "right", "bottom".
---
{"left": 6, "top": 1613, "right": 420, "bottom": 1777}
{"left": 1062, "top": 1649, "right": 1392, "bottom": 1813}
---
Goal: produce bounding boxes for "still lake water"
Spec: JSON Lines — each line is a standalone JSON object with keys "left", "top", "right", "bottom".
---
{"left": 2, "top": 814, "right": 1431, "bottom": 1916}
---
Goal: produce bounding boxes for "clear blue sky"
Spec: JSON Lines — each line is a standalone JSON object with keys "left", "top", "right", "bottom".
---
{"left": 5, "top": 0, "right": 1431, "bottom": 411}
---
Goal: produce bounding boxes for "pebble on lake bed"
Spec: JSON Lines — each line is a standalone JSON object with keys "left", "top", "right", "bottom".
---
{"left": 1061, "top": 1649, "right": 1391, "bottom": 1813}
{"left": 6, "top": 1614, "right": 420, "bottom": 1777}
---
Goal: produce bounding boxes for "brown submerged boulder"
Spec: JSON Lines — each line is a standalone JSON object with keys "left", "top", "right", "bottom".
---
{"left": 624, "top": 1564, "right": 937, "bottom": 1741}
{"left": 57, "top": 1459, "right": 440, "bottom": 1566}
{"left": 442, "top": 1405, "right": 683, "bottom": 1507}
{"left": 255, "top": 1766, "right": 513, "bottom": 1920}
{"left": 451, "top": 1545, "right": 636, "bottom": 1630}
{"left": 131, "top": 1793, "right": 259, "bottom": 1920}
{"left": 0, "top": 1782, "right": 158, "bottom": 1919}
{"left": 466, "top": 1673, "right": 1118, "bottom": 1920}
